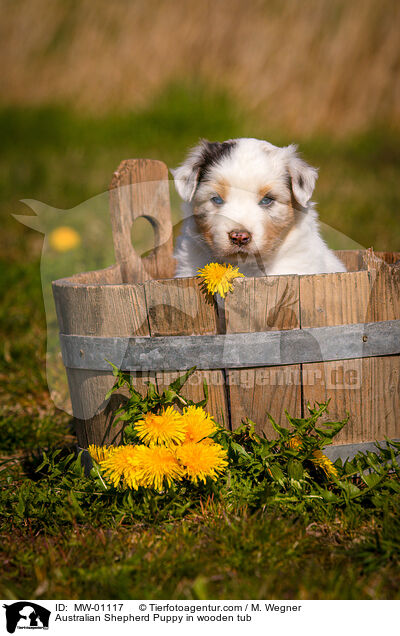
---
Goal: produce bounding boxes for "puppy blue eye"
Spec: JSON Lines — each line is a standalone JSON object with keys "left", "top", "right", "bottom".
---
{"left": 259, "top": 195, "right": 273, "bottom": 206}
{"left": 211, "top": 195, "right": 224, "bottom": 205}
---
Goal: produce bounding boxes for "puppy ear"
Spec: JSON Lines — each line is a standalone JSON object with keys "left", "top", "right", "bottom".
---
{"left": 171, "top": 141, "right": 208, "bottom": 202}
{"left": 286, "top": 145, "right": 318, "bottom": 207}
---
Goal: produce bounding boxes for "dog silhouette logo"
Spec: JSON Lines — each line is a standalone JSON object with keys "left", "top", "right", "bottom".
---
{"left": 3, "top": 602, "right": 50, "bottom": 633}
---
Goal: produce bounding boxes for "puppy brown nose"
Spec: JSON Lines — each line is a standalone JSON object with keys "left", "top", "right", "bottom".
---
{"left": 229, "top": 230, "right": 251, "bottom": 246}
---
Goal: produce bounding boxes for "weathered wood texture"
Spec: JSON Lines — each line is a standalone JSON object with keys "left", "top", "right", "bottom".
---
{"left": 110, "top": 159, "right": 175, "bottom": 283}
{"left": 143, "top": 277, "right": 230, "bottom": 425}
{"left": 373, "top": 251, "right": 400, "bottom": 265}
{"left": 301, "top": 265, "right": 400, "bottom": 444}
{"left": 53, "top": 159, "right": 177, "bottom": 446}
{"left": 333, "top": 249, "right": 400, "bottom": 272}
{"left": 52, "top": 160, "right": 400, "bottom": 448}
{"left": 224, "top": 276, "right": 301, "bottom": 435}
{"left": 334, "top": 250, "right": 362, "bottom": 272}
{"left": 53, "top": 278, "right": 153, "bottom": 447}
{"left": 55, "top": 263, "right": 124, "bottom": 286}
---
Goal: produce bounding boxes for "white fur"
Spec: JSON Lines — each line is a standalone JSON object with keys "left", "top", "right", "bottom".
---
{"left": 173, "top": 138, "right": 346, "bottom": 277}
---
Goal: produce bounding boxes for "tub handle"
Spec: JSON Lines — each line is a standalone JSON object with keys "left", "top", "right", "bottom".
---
{"left": 109, "top": 159, "right": 175, "bottom": 283}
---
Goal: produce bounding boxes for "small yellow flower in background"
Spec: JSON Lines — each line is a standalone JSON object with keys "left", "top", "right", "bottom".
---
{"left": 175, "top": 440, "right": 228, "bottom": 484}
{"left": 100, "top": 444, "right": 141, "bottom": 489}
{"left": 197, "top": 262, "right": 244, "bottom": 298}
{"left": 287, "top": 435, "right": 337, "bottom": 478}
{"left": 49, "top": 226, "right": 81, "bottom": 252}
{"left": 132, "top": 445, "right": 184, "bottom": 491}
{"left": 182, "top": 405, "right": 217, "bottom": 443}
{"left": 288, "top": 435, "right": 302, "bottom": 451}
{"left": 88, "top": 444, "right": 116, "bottom": 464}
{"left": 135, "top": 406, "right": 187, "bottom": 446}
{"left": 311, "top": 450, "right": 338, "bottom": 479}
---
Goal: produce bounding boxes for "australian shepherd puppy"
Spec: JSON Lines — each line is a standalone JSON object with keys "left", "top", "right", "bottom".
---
{"left": 172, "top": 138, "right": 346, "bottom": 277}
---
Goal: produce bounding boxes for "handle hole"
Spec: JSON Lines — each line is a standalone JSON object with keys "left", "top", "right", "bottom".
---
{"left": 131, "top": 216, "right": 156, "bottom": 257}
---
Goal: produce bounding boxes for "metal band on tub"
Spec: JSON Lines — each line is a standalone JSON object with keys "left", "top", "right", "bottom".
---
{"left": 59, "top": 319, "right": 400, "bottom": 371}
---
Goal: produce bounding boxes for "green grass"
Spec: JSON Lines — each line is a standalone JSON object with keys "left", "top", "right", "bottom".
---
{"left": 1, "top": 83, "right": 399, "bottom": 600}
{"left": 2, "top": 508, "right": 399, "bottom": 600}
{"left": 1, "top": 435, "right": 400, "bottom": 600}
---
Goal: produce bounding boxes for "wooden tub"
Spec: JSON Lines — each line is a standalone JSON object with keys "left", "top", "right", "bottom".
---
{"left": 52, "top": 159, "right": 400, "bottom": 450}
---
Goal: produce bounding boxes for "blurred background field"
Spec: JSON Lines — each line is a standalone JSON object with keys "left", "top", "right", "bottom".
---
{"left": 2, "top": 0, "right": 400, "bottom": 259}
{"left": 1, "top": 0, "right": 400, "bottom": 599}
{"left": 2, "top": 0, "right": 400, "bottom": 133}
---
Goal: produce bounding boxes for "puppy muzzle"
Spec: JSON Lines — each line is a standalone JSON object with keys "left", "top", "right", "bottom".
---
{"left": 229, "top": 230, "right": 252, "bottom": 246}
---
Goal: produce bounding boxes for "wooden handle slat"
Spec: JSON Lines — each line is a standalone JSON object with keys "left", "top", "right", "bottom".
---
{"left": 109, "top": 159, "right": 175, "bottom": 283}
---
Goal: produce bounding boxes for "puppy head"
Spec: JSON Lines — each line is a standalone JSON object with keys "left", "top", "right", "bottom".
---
{"left": 173, "top": 138, "right": 318, "bottom": 262}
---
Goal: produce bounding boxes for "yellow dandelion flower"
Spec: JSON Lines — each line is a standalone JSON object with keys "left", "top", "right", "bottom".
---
{"left": 100, "top": 444, "right": 141, "bottom": 489}
{"left": 197, "top": 262, "right": 244, "bottom": 298}
{"left": 134, "top": 406, "right": 186, "bottom": 446}
{"left": 49, "top": 226, "right": 81, "bottom": 252}
{"left": 311, "top": 450, "right": 338, "bottom": 479}
{"left": 288, "top": 435, "right": 302, "bottom": 451}
{"left": 132, "top": 445, "right": 184, "bottom": 491}
{"left": 182, "top": 406, "right": 217, "bottom": 443}
{"left": 88, "top": 444, "right": 116, "bottom": 464}
{"left": 175, "top": 441, "right": 228, "bottom": 484}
